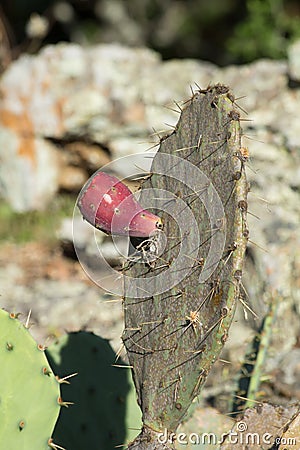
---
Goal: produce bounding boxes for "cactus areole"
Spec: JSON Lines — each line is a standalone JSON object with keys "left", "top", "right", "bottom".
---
{"left": 78, "top": 172, "right": 163, "bottom": 237}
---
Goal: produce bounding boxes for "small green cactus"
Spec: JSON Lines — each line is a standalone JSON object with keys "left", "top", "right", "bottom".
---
{"left": 46, "top": 331, "right": 142, "bottom": 450}
{"left": 123, "top": 85, "right": 248, "bottom": 448}
{"left": 0, "top": 309, "right": 61, "bottom": 450}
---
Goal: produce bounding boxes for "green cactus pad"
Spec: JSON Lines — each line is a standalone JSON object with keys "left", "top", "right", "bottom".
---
{"left": 46, "top": 331, "right": 142, "bottom": 450}
{"left": 0, "top": 309, "right": 61, "bottom": 450}
{"left": 123, "top": 85, "right": 248, "bottom": 446}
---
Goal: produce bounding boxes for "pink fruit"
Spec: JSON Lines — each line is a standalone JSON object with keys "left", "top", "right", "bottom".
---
{"left": 78, "top": 172, "right": 163, "bottom": 237}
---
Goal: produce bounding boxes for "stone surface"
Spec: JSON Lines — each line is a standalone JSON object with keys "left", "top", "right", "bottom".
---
{"left": 0, "top": 130, "right": 61, "bottom": 211}
{"left": 0, "top": 41, "right": 298, "bottom": 212}
{"left": 0, "top": 242, "right": 124, "bottom": 353}
{"left": 288, "top": 38, "right": 300, "bottom": 81}
{"left": 220, "top": 403, "right": 299, "bottom": 450}
{"left": 0, "top": 43, "right": 217, "bottom": 210}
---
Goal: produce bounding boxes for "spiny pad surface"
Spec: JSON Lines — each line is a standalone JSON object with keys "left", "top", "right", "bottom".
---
{"left": 0, "top": 309, "right": 61, "bottom": 450}
{"left": 123, "top": 85, "right": 248, "bottom": 440}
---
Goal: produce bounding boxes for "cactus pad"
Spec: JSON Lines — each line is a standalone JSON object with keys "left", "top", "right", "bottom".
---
{"left": 123, "top": 85, "right": 248, "bottom": 447}
{"left": 0, "top": 309, "right": 61, "bottom": 450}
{"left": 46, "top": 331, "right": 142, "bottom": 450}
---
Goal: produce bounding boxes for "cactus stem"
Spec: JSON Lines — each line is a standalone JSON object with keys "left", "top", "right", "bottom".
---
{"left": 124, "top": 86, "right": 248, "bottom": 439}
{"left": 1, "top": 309, "right": 61, "bottom": 446}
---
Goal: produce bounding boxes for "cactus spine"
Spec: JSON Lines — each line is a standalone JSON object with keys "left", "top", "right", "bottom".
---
{"left": 122, "top": 85, "right": 248, "bottom": 449}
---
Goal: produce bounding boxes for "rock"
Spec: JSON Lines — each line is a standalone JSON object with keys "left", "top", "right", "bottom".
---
{"left": 268, "top": 89, "right": 300, "bottom": 149}
{"left": 0, "top": 129, "right": 61, "bottom": 211}
{"left": 63, "top": 141, "right": 111, "bottom": 171}
{"left": 0, "top": 43, "right": 293, "bottom": 212}
{"left": 279, "top": 411, "right": 300, "bottom": 450}
{"left": 177, "top": 405, "right": 234, "bottom": 449}
{"left": 0, "top": 43, "right": 217, "bottom": 211}
{"left": 220, "top": 403, "right": 299, "bottom": 450}
{"left": 288, "top": 38, "right": 300, "bottom": 82}
{"left": 59, "top": 216, "right": 127, "bottom": 267}
{"left": 58, "top": 165, "right": 88, "bottom": 191}
{"left": 214, "top": 59, "right": 288, "bottom": 117}
{"left": 0, "top": 242, "right": 124, "bottom": 350}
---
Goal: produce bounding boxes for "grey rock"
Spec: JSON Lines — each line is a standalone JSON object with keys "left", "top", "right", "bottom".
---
{"left": 288, "top": 38, "right": 300, "bottom": 81}
{"left": 0, "top": 44, "right": 217, "bottom": 211}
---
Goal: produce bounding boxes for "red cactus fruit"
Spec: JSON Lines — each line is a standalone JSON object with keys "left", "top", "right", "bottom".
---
{"left": 77, "top": 172, "right": 163, "bottom": 237}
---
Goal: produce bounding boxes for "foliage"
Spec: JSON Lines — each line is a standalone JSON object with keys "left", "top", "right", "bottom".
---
{"left": 0, "top": 194, "right": 75, "bottom": 243}
{"left": 1, "top": 0, "right": 300, "bottom": 66}
{"left": 227, "top": 0, "right": 300, "bottom": 63}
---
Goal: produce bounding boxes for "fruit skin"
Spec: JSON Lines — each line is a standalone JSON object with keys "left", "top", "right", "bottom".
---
{"left": 77, "top": 171, "right": 162, "bottom": 237}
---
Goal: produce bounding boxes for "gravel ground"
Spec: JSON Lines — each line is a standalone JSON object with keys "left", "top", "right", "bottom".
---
{"left": 0, "top": 242, "right": 124, "bottom": 356}
{"left": 1, "top": 240, "right": 299, "bottom": 411}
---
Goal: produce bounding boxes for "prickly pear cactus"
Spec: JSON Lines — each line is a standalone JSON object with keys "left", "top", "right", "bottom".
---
{"left": 0, "top": 309, "right": 61, "bottom": 450}
{"left": 46, "top": 331, "right": 142, "bottom": 450}
{"left": 123, "top": 85, "right": 249, "bottom": 449}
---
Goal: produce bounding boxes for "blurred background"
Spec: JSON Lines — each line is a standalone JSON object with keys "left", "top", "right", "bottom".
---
{"left": 2, "top": 0, "right": 300, "bottom": 68}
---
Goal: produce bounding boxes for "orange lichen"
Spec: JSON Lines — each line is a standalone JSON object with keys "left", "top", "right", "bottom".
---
{"left": 0, "top": 106, "right": 36, "bottom": 165}
{"left": 55, "top": 96, "right": 67, "bottom": 135}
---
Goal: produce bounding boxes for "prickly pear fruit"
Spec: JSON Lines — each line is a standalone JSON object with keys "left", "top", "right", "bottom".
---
{"left": 77, "top": 171, "right": 163, "bottom": 237}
